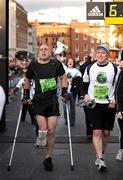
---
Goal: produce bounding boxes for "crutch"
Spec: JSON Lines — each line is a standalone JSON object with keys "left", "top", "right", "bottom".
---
{"left": 66, "top": 102, "right": 74, "bottom": 171}
{"left": 7, "top": 105, "right": 22, "bottom": 171}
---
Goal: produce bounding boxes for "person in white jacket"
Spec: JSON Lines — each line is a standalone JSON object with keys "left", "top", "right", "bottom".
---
{"left": 63, "top": 58, "right": 82, "bottom": 126}
{"left": 0, "top": 85, "right": 6, "bottom": 120}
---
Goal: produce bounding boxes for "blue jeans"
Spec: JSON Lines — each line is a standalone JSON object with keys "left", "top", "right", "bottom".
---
{"left": 63, "top": 93, "right": 76, "bottom": 125}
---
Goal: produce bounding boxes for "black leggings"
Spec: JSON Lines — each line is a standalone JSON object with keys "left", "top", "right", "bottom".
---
{"left": 21, "top": 104, "right": 35, "bottom": 123}
{"left": 117, "top": 118, "right": 123, "bottom": 149}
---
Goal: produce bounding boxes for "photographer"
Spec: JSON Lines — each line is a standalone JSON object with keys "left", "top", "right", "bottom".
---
{"left": 79, "top": 51, "right": 96, "bottom": 139}
{"left": 81, "top": 43, "right": 120, "bottom": 171}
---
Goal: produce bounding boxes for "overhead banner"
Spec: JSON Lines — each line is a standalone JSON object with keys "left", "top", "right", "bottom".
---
{"left": 86, "top": 2, "right": 104, "bottom": 20}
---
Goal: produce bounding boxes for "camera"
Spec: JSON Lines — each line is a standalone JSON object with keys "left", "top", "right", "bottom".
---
{"left": 77, "top": 98, "right": 96, "bottom": 109}
{"left": 86, "top": 100, "right": 96, "bottom": 109}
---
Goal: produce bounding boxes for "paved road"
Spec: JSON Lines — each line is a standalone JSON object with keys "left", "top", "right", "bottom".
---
{"left": 0, "top": 94, "right": 122, "bottom": 180}
{"left": 1, "top": 94, "right": 119, "bottom": 143}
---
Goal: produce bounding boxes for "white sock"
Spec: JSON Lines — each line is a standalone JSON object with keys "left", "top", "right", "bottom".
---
{"left": 38, "top": 130, "right": 47, "bottom": 146}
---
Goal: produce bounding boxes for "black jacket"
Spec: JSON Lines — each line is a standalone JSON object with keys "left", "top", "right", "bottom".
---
{"left": 79, "top": 57, "right": 92, "bottom": 76}
{"left": 116, "top": 70, "right": 123, "bottom": 111}
{"left": 79, "top": 57, "right": 93, "bottom": 96}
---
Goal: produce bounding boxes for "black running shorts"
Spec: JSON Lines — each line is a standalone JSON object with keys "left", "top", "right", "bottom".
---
{"left": 87, "top": 103, "right": 116, "bottom": 130}
{"left": 32, "top": 95, "right": 60, "bottom": 117}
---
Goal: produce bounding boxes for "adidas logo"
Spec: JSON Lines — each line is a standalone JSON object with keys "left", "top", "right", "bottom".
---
{"left": 88, "top": 6, "right": 103, "bottom": 16}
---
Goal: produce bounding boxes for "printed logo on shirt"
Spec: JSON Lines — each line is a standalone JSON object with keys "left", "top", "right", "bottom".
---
{"left": 67, "top": 72, "right": 72, "bottom": 79}
{"left": 39, "top": 78, "right": 57, "bottom": 92}
{"left": 94, "top": 85, "right": 109, "bottom": 100}
{"left": 96, "top": 72, "right": 107, "bottom": 84}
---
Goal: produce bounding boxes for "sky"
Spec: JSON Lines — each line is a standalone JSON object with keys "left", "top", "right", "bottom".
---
{"left": 15, "top": 0, "right": 113, "bottom": 23}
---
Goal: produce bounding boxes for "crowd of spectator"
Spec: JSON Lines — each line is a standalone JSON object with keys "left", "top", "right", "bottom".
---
{"left": 8, "top": 58, "right": 31, "bottom": 95}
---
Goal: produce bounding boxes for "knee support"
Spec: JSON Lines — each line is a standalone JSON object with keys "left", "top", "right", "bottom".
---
{"left": 38, "top": 130, "right": 47, "bottom": 146}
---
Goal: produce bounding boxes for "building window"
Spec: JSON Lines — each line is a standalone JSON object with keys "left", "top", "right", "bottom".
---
{"left": 75, "top": 54, "right": 79, "bottom": 61}
{"left": 45, "top": 38, "right": 48, "bottom": 43}
{"left": 75, "top": 33, "right": 79, "bottom": 40}
{"left": 83, "top": 34, "right": 87, "bottom": 40}
{"left": 96, "top": 35, "right": 100, "bottom": 43}
{"left": 83, "top": 56, "right": 87, "bottom": 62}
{"left": 83, "top": 43, "right": 88, "bottom": 51}
{"left": 91, "top": 33, "right": 94, "bottom": 43}
{"left": 75, "top": 54, "right": 79, "bottom": 68}
{"left": 91, "top": 47, "right": 94, "bottom": 52}
{"left": 75, "top": 43, "right": 79, "bottom": 52}
{"left": 91, "top": 36, "right": 94, "bottom": 43}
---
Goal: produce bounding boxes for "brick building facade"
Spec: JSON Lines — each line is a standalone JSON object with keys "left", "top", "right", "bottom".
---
{"left": 16, "top": 2, "right": 28, "bottom": 51}
{"left": 31, "top": 20, "right": 110, "bottom": 63}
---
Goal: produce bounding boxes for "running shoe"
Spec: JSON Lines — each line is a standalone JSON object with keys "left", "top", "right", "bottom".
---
{"left": 116, "top": 149, "right": 123, "bottom": 161}
{"left": 35, "top": 137, "right": 41, "bottom": 147}
{"left": 43, "top": 157, "right": 53, "bottom": 171}
{"left": 98, "top": 159, "right": 107, "bottom": 171}
{"left": 95, "top": 158, "right": 100, "bottom": 166}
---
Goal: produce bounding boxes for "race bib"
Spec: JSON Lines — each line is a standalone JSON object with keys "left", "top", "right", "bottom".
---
{"left": 39, "top": 78, "right": 57, "bottom": 92}
{"left": 94, "top": 85, "right": 109, "bottom": 99}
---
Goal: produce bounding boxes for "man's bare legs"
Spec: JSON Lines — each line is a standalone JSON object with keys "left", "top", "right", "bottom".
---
{"left": 36, "top": 115, "right": 48, "bottom": 146}
{"left": 93, "top": 129, "right": 110, "bottom": 159}
{"left": 36, "top": 115, "right": 57, "bottom": 156}
{"left": 36, "top": 115, "right": 47, "bottom": 131}
{"left": 93, "top": 130, "right": 103, "bottom": 159}
{"left": 36, "top": 115, "right": 57, "bottom": 171}
{"left": 102, "top": 130, "right": 110, "bottom": 154}
{"left": 46, "top": 116, "right": 57, "bottom": 157}
{"left": 93, "top": 129, "right": 110, "bottom": 170}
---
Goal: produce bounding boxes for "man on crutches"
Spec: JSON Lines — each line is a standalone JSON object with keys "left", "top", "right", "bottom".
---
{"left": 23, "top": 44, "right": 68, "bottom": 171}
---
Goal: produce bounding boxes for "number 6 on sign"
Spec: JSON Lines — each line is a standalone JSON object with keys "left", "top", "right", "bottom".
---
{"left": 109, "top": 4, "right": 117, "bottom": 17}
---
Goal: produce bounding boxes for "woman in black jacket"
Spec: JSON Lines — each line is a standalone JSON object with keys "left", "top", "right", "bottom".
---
{"left": 116, "top": 69, "right": 123, "bottom": 160}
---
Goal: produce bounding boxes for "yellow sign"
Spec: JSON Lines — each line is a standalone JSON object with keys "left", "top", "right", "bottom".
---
{"left": 105, "top": 2, "right": 123, "bottom": 24}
